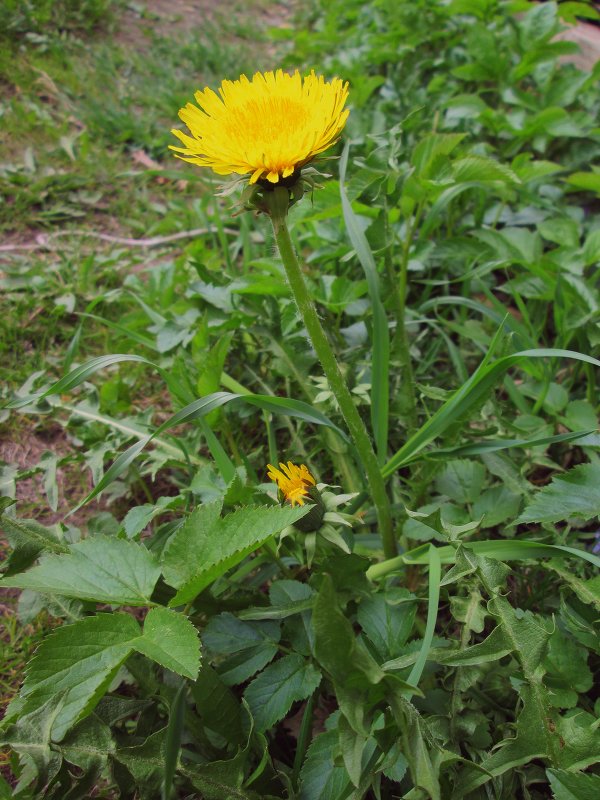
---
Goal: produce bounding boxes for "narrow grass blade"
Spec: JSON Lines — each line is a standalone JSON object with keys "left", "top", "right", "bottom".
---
{"left": 6, "top": 354, "right": 155, "bottom": 409}
{"left": 162, "top": 681, "right": 187, "bottom": 800}
{"left": 70, "top": 391, "right": 345, "bottom": 510}
{"left": 367, "top": 539, "right": 600, "bottom": 581}
{"left": 422, "top": 429, "right": 597, "bottom": 462}
{"left": 406, "top": 545, "right": 441, "bottom": 696}
{"left": 198, "top": 418, "right": 236, "bottom": 483}
{"left": 383, "top": 347, "right": 600, "bottom": 477}
{"left": 79, "top": 312, "right": 158, "bottom": 350}
{"left": 340, "top": 143, "right": 389, "bottom": 462}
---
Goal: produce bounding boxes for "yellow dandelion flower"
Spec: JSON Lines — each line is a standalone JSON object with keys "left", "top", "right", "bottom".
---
{"left": 170, "top": 69, "right": 349, "bottom": 185}
{"left": 267, "top": 461, "right": 316, "bottom": 507}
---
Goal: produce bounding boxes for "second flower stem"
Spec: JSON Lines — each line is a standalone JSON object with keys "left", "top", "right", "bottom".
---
{"left": 268, "top": 189, "right": 396, "bottom": 559}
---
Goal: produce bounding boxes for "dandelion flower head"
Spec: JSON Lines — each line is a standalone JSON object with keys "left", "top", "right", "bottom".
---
{"left": 267, "top": 461, "right": 316, "bottom": 507}
{"left": 170, "top": 70, "right": 349, "bottom": 185}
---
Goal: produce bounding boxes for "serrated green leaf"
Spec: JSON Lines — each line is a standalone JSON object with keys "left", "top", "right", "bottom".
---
{"left": 556, "top": 709, "right": 600, "bottom": 770}
{"left": 357, "top": 590, "right": 417, "bottom": 660}
{"left": 435, "top": 460, "right": 486, "bottom": 504}
{"left": 543, "top": 629, "right": 593, "bottom": 708}
{"left": 60, "top": 714, "right": 115, "bottom": 772}
{"left": 313, "top": 574, "right": 385, "bottom": 688}
{"left": 0, "top": 694, "right": 65, "bottom": 793}
{"left": 20, "top": 614, "right": 141, "bottom": 740}
{"left": 244, "top": 654, "right": 321, "bottom": 732}
{"left": 545, "top": 561, "right": 600, "bottom": 611}
{"left": 472, "top": 486, "right": 521, "bottom": 529}
{"left": 0, "top": 511, "right": 68, "bottom": 569}
{"left": 448, "top": 591, "right": 487, "bottom": 634}
{"left": 191, "top": 664, "right": 244, "bottom": 745}
{"left": 412, "top": 133, "right": 466, "bottom": 176}
{"left": 1, "top": 536, "right": 161, "bottom": 606}
{"left": 452, "top": 155, "right": 520, "bottom": 184}
{"left": 299, "top": 729, "right": 352, "bottom": 800}
{"left": 566, "top": 170, "right": 600, "bottom": 195}
{"left": 518, "top": 463, "right": 600, "bottom": 523}
{"left": 115, "top": 727, "right": 167, "bottom": 792}
{"left": 451, "top": 684, "right": 556, "bottom": 798}
{"left": 438, "top": 625, "right": 511, "bottom": 666}
{"left": 547, "top": 768, "right": 600, "bottom": 800}
{"left": 162, "top": 503, "right": 310, "bottom": 606}
{"left": 17, "top": 609, "right": 199, "bottom": 740}
{"left": 135, "top": 608, "right": 200, "bottom": 680}
{"left": 202, "top": 613, "right": 280, "bottom": 685}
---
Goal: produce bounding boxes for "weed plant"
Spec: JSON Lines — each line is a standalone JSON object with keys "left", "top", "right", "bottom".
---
{"left": 1, "top": 1, "right": 600, "bottom": 799}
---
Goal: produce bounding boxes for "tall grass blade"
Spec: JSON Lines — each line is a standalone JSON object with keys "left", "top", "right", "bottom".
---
{"left": 340, "top": 143, "right": 389, "bottom": 463}
{"left": 383, "top": 347, "right": 600, "bottom": 477}
{"left": 406, "top": 545, "right": 441, "bottom": 696}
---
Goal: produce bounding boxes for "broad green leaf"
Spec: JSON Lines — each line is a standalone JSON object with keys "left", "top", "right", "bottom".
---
{"left": 17, "top": 610, "right": 200, "bottom": 739}
{"left": 452, "top": 155, "right": 520, "bottom": 184}
{"left": 60, "top": 714, "right": 115, "bottom": 770}
{"left": 299, "top": 730, "right": 352, "bottom": 800}
{"left": 555, "top": 709, "right": 600, "bottom": 770}
{"left": 357, "top": 589, "right": 417, "bottom": 660}
{"left": 451, "top": 684, "right": 556, "bottom": 798}
{"left": 135, "top": 607, "right": 200, "bottom": 680}
{"left": 566, "top": 170, "right": 600, "bottom": 196}
{"left": 544, "top": 561, "right": 600, "bottom": 611}
{"left": 487, "top": 596, "right": 552, "bottom": 677}
{"left": 472, "top": 486, "right": 521, "bottom": 529}
{"left": 518, "top": 463, "right": 600, "bottom": 523}
{"left": 182, "top": 704, "right": 262, "bottom": 800}
{"left": 60, "top": 714, "right": 115, "bottom": 797}
{"left": 388, "top": 696, "right": 442, "bottom": 800}
{"left": 437, "top": 625, "right": 511, "bottom": 666}
{"left": 313, "top": 575, "right": 385, "bottom": 688}
{"left": 1, "top": 536, "right": 161, "bottom": 606}
{"left": 115, "top": 728, "right": 167, "bottom": 793}
{"left": 412, "top": 133, "right": 466, "bottom": 176}
{"left": 0, "top": 510, "right": 68, "bottom": 569}
{"left": 244, "top": 654, "right": 321, "bottom": 732}
{"left": 202, "top": 613, "right": 280, "bottom": 685}
{"left": 191, "top": 664, "right": 244, "bottom": 745}
{"left": 543, "top": 629, "right": 593, "bottom": 708}
{"left": 434, "top": 460, "right": 486, "bottom": 504}
{"left": 162, "top": 503, "right": 309, "bottom": 605}
{"left": 20, "top": 613, "right": 141, "bottom": 740}
{"left": 337, "top": 714, "right": 367, "bottom": 788}
{"left": 547, "top": 768, "right": 600, "bottom": 800}
{"left": 448, "top": 590, "right": 487, "bottom": 633}
{"left": 0, "top": 695, "right": 65, "bottom": 792}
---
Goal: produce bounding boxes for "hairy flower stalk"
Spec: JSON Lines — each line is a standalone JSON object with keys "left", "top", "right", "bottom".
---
{"left": 266, "top": 192, "right": 396, "bottom": 557}
{"left": 172, "top": 69, "right": 396, "bottom": 559}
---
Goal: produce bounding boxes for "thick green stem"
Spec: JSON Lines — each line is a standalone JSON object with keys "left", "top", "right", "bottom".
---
{"left": 268, "top": 189, "right": 396, "bottom": 558}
